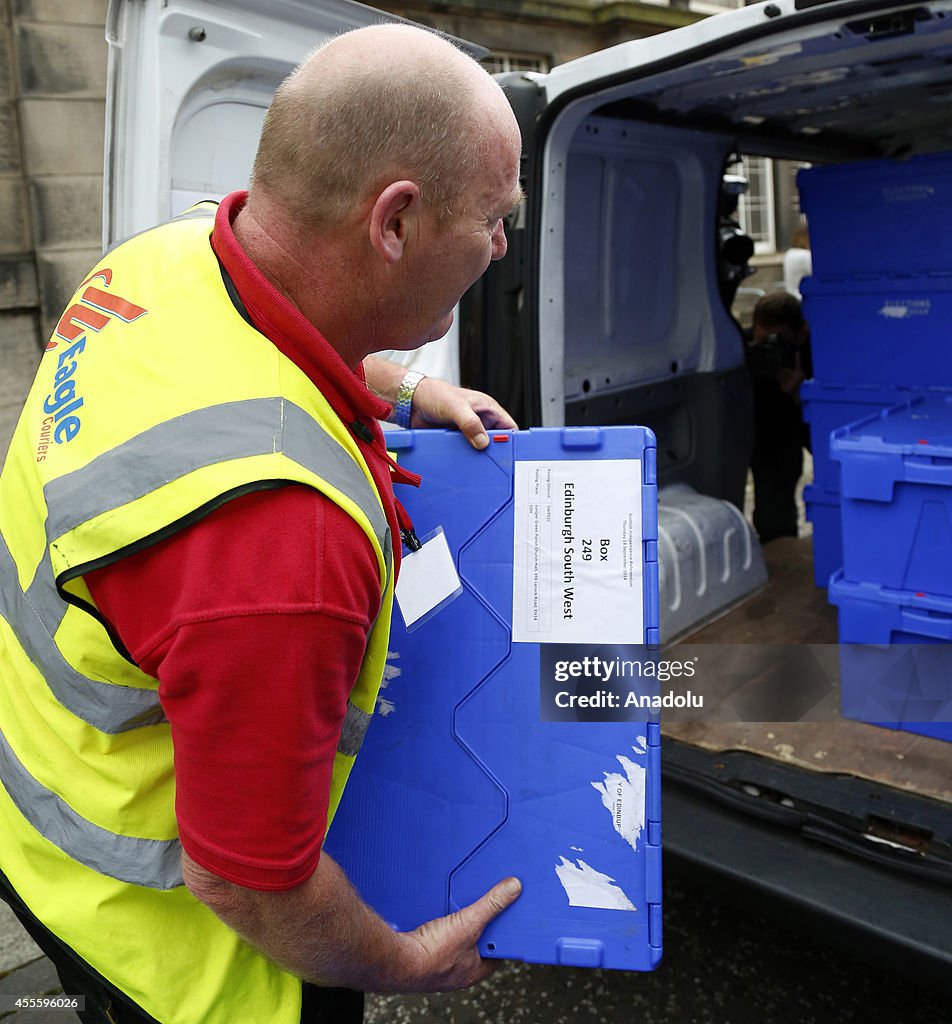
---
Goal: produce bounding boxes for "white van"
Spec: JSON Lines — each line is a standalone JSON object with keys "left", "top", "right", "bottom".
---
{"left": 107, "top": 0, "right": 952, "bottom": 987}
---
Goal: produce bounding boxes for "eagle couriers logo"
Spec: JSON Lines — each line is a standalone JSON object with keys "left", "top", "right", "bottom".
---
{"left": 35, "top": 270, "right": 147, "bottom": 462}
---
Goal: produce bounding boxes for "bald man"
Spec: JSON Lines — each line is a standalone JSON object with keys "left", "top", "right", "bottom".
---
{"left": 0, "top": 25, "right": 523, "bottom": 1024}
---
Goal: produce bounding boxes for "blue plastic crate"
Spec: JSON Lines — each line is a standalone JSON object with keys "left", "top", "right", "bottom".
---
{"left": 803, "top": 484, "right": 841, "bottom": 588}
{"left": 831, "top": 394, "right": 952, "bottom": 597}
{"left": 801, "top": 380, "right": 922, "bottom": 496}
{"left": 798, "top": 153, "right": 952, "bottom": 278}
{"left": 828, "top": 572, "right": 952, "bottom": 741}
{"left": 325, "top": 427, "right": 663, "bottom": 971}
{"left": 802, "top": 274, "right": 952, "bottom": 389}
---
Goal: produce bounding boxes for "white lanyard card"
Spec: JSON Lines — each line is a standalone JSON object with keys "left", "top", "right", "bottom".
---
{"left": 395, "top": 526, "right": 463, "bottom": 632}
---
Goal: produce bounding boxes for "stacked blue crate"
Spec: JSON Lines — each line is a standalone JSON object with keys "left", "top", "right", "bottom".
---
{"left": 798, "top": 152, "right": 952, "bottom": 280}
{"left": 828, "top": 396, "right": 952, "bottom": 740}
{"left": 801, "top": 274, "right": 952, "bottom": 387}
{"left": 324, "top": 426, "right": 663, "bottom": 970}
{"left": 799, "top": 155, "right": 952, "bottom": 741}
{"left": 798, "top": 154, "right": 952, "bottom": 592}
{"left": 828, "top": 574, "right": 952, "bottom": 735}
{"left": 801, "top": 483, "right": 841, "bottom": 587}
{"left": 801, "top": 381, "right": 922, "bottom": 586}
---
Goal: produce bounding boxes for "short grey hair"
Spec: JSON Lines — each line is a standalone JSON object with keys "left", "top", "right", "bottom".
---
{"left": 250, "top": 29, "right": 497, "bottom": 229}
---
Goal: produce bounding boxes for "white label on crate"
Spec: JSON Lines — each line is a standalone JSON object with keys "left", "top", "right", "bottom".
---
{"left": 554, "top": 857, "right": 636, "bottom": 911}
{"left": 877, "top": 299, "right": 931, "bottom": 320}
{"left": 512, "top": 459, "right": 643, "bottom": 644}
{"left": 591, "top": 745, "right": 647, "bottom": 853}
{"left": 881, "top": 184, "right": 935, "bottom": 203}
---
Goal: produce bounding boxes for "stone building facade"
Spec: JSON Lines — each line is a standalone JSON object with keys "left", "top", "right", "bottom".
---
{"left": 1, "top": 0, "right": 110, "bottom": 452}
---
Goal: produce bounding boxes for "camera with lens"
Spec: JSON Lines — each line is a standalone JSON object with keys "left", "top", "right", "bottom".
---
{"left": 717, "top": 174, "right": 756, "bottom": 306}
{"left": 746, "top": 331, "right": 798, "bottom": 377}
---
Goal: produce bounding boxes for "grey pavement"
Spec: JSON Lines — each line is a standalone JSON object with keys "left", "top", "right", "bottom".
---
{"left": 0, "top": 904, "right": 40, "bottom": 977}
{"left": 366, "top": 866, "right": 949, "bottom": 1024}
{"left": 2, "top": 868, "right": 947, "bottom": 1024}
{"left": 0, "top": 908, "right": 74, "bottom": 1023}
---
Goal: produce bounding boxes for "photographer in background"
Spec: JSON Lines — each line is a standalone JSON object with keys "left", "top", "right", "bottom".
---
{"left": 746, "top": 291, "right": 813, "bottom": 543}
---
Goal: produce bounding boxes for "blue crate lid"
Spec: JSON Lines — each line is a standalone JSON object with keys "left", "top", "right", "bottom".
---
{"left": 830, "top": 395, "right": 952, "bottom": 501}
{"left": 798, "top": 150, "right": 952, "bottom": 185}
{"left": 801, "top": 270, "right": 952, "bottom": 292}
{"left": 800, "top": 379, "right": 931, "bottom": 408}
{"left": 325, "top": 427, "right": 662, "bottom": 972}
{"left": 829, "top": 571, "right": 952, "bottom": 614}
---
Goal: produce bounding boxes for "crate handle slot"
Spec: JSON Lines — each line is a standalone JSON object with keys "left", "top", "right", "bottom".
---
{"left": 900, "top": 608, "right": 952, "bottom": 640}
{"left": 903, "top": 457, "right": 952, "bottom": 486}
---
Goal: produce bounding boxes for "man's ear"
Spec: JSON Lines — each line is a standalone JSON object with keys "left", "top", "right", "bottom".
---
{"left": 369, "top": 181, "right": 422, "bottom": 263}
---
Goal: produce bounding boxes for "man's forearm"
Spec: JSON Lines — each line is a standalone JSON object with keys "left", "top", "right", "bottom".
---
{"left": 182, "top": 848, "right": 520, "bottom": 993}
{"left": 363, "top": 355, "right": 409, "bottom": 411}
{"left": 183, "top": 848, "right": 421, "bottom": 991}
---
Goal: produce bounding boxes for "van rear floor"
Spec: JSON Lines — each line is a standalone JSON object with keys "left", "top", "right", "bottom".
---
{"left": 664, "top": 535, "right": 952, "bottom": 808}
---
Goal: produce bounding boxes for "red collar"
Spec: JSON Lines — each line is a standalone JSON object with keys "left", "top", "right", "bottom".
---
{"left": 211, "top": 191, "right": 392, "bottom": 431}
{"left": 210, "top": 192, "right": 422, "bottom": 503}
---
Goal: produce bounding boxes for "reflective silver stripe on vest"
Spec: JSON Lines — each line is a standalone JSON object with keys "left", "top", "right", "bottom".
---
{"left": 0, "top": 535, "right": 167, "bottom": 733}
{"left": 0, "top": 723, "right": 183, "bottom": 889}
{"left": 2, "top": 381, "right": 390, "bottom": 890}
{"left": 1, "top": 399, "right": 390, "bottom": 739}
{"left": 45, "top": 398, "right": 390, "bottom": 561}
{"left": 337, "top": 532, "right": 393, "bottom": 758}
{"left": 338, "top": 701, "right": 372, "bottom": 758}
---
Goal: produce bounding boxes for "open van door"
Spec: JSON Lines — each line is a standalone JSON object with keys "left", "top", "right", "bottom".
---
{"left": 104, "top": 0, "right": 484, "bottom": 377}
{"left": 104, "top": 0, "right": 413, "bottom": 245}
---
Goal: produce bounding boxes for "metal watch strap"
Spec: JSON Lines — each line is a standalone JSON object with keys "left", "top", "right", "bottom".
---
{"left": 395, "top": 370, "right": 426, "bottom": 429}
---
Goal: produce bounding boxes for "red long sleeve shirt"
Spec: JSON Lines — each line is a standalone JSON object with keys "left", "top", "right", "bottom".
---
{"left": 86, "top": 192, "right": 410, "bottom": 891}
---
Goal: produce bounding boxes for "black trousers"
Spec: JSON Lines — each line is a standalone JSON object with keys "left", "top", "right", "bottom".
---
{"left": 751, "top": 441, "right": 804, "bottom": 544}
{"left": 0, "top": 869, "right": 364, "bottom": 1024}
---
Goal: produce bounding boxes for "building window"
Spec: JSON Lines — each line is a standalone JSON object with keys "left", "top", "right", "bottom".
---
{"left": 688, "top": 0, "right": 745, "bottom": 12}
{"left": 733, "top": 155, "right": 776, "bottom": 254}
{"left": 786, "top": 159, "right": 812, "bottom": 218}
{"left": 482, "top": 51, "right": 550, "bottom": 74}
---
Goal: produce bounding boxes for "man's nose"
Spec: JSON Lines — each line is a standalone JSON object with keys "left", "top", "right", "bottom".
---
{"left": 491, "top": 220, "right": 508, "bottom": 261}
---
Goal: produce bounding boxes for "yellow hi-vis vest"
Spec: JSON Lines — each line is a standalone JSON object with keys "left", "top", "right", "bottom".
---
{"left": 0, "top": 205, "right": 394, "bottom": 1024}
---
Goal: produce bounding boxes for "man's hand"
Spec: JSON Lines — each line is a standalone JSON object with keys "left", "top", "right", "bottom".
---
{"left": 363, "top": 355, "right": 518, "bottom": 449}
{"left": 183, "top": 848, "right": 521, "bottom": 993}
{"left": 397, "top": 877, "right": 523, "bottom": 991}
{"left": 409, "top": 377, "right": 517, "bottom": 449}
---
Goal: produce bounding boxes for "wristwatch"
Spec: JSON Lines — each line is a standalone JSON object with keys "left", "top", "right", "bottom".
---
{"left": 394, "top": 370, "right": 426, "bottom": 429}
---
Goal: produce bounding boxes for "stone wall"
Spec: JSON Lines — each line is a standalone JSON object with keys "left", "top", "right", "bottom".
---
{"left": 0, "top": 0, "right": 107, "bottom": 457}
{"left": 383, "top": 0, "right": 698, "bottom": 67}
